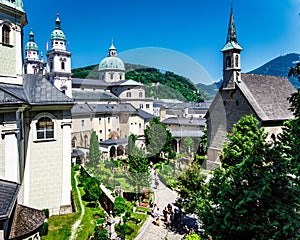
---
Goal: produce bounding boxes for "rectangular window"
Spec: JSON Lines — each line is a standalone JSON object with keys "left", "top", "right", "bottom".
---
{"left": 146, "top": 104, "right": 150, "bottom": 108}
{"left": 99, "top": 118, "right": 102, "bottom": 124}
{"left": 2, "top": 25, "right": 10, "bottom": 45}
{"left": 107, "top": 117, "right": 110, "bottom": 124}
{"left": 81, "top": 120, "right": 85, "bottom": 127}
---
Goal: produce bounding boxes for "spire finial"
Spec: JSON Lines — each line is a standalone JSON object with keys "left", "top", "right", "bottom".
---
{"left": 29, "top": 28, "right": 34, "bottom": 41}
{"left": 55, "top": 13, "right": 61, "bottom": 30}
{"left": 226, "top": 7, "right": 238, "bottom": 43}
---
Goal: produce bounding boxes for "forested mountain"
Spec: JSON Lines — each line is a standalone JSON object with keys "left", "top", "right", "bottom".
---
{"left": 248, "top": 53, "right": 300, "bottom": 89}
{"left": 71, "top": 63, "right": 208, "bottom": 102}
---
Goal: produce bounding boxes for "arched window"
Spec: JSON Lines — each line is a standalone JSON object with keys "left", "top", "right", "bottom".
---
{"left": 139, "top": 92, "right": 143, "bottom": 98}
{"left": 226, "top": 56, "right": 231, "bottom": 68}
{"left": 36, "top": 117, "right": 54, "bottom": 139}
{"left": 235, "top": 55, "right": 239, "bottom": 67}
{"left": 84, "top": 135, "right": 88, "bottom": 148}
{"left": 126, "top": 92, "right": 131, "bottom": 98}
{"left": 61, "top": 61, "right": 65, "bottom": 70}
{"left": 2, "top": 24, "right": 10, "bottom": 45}
{"left": 71, "top": 136, "right": 77, "bottom": 148}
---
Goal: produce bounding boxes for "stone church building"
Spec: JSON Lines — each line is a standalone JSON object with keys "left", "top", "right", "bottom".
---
{"left": 205, "top": 8, "right": 296, "bottom": 168}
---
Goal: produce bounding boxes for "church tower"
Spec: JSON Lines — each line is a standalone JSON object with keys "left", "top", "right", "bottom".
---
{"left": 24, "top": 29, "right": 46, "bottom": 75}
{"left": 0, "top": 0, "right": 27, "bottom": 85}
{"left": 46, "top": 14, "right": 72, "bottom": 98}
{"left": 221, "top": 8, "right": 242, "bottom": 89}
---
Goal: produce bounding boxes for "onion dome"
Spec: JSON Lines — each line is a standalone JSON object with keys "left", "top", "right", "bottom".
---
{"left": 50, "top": 14, "right": 66, "bottom": 41}
{"left": 25, "top": 28, "right": 38, "bottom": 51}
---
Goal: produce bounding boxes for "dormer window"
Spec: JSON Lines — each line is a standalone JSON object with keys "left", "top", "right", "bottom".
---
{"left": 2, "top": 24, "right": 10, "bottom": 45}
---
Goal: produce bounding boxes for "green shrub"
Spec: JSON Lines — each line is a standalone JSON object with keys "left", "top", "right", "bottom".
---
{"left": 113, "top": 197, "right": 127, "bottom": 216}
{"left": 40, "top": 222, "right": 49, "bottom": 236}
{"left": 184, "top": 233, "right": 201, "bottom": 240}
{"left": 73, "top": 164, "right": 80, "bottom": 171}
{"left": 94, "top": 226, "right": 109, "bottom": 240}
{"left": 115, "top": 223, "right": 134, "bottom": 235}
{"left": 42, "top": 208, "right": 49, "bottom": 218}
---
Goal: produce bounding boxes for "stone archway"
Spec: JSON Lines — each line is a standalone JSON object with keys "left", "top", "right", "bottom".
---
{"left": 117, "top": 145, "right": 124, "bottom": 156}
{"left": 110, "top": 146, "right": 116, "bottom": 158}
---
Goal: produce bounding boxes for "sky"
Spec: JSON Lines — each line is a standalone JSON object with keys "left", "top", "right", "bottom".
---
{"left": 22, "top": 0, "right": 300, "bottom": 85}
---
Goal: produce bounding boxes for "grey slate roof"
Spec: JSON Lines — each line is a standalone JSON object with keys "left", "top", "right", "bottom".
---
{"left": 24, "top": 75, "right": 73, "bottom": 105}
{"left": 137, "top": 109, "right": 155, "bottom": 120}
{"left": 99, "top": 137, "right": 128, "bottom": 146}
{"left": 72, "top": 91, "right": 119, "bottom": 101}
{"left": 238, "top": 73, "right": 296, "bottom": 121}
{"left": 171, "top": 130, "right": 204, "bottom": 138}
{"left": 162, "top": 117, "right": 206, "bottom": 126}
{"left": 72, "top": 78, "right": 108, "bottom": 87}
{"left": 72, "top": 103, "right": 136, "bottom": 115}
{"left": 0, "top": 179, "right": 20, "bottom": 220}
{"left": 0, "top": 74, "right": 73, "bottom": 106}
{"left": 9, "top": 204, "right": 45, "bottom": 239}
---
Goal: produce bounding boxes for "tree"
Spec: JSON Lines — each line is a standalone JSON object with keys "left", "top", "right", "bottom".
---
{"left": 198, "top": 115, "right": 300, "bottom": 239}
{"left": 83, "top": 177, "right": 102, "bottom": 207}
{"left": 181, "top": 137, "right": 194, "bottom": 154}
{"left": 127, "top": 134, "right": 150, "bottom": 200}
{"left": 113, "top": 197, "right": 127, "bottom": 216}
{"left": 144, "top": 117, "right": 174, "bottom": 160}
{"left": 94, "top": 226, "right": 109, "bottom": 240}
{"left": 89, "top": 131, "right": 101, "bottom": 166}
{"left": 176, "top": 162, "right": 207, "bottom": 214}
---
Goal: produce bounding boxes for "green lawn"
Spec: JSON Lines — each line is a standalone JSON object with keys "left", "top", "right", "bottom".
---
{"left": 75, "top": 186, "right": 105, "bottom": 239}
{"left": 43, "top": 165, "right": 149, "bottom": 240}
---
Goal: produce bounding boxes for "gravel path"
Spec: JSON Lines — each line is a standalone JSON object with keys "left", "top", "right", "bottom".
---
{"left": 136, "top": 169, "right": 198, "bottom": 240}
{"left": 70, "top": 171, "right": 85, "bottom": 240}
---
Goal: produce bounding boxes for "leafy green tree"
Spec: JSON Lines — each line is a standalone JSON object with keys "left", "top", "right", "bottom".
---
{"left": 89, "top": 131, "right": 101, "bottom": 166}
{"left": 198, "top": 115, "right": 300, "bottom": 239}
{"left": 144, "top": 117, "right": 174, "bottom": 160}
{"left": 113, "top": 197, "right": 127, "bottom": 216}
{"left": 94, "top": 226, "right": 109, "bottom": 240}
{"left": 83, "top": 177, "right": 102, "bottom": 206}
{"left": 176, "top": 162, "right": 207, "bottom": 214}
{"left": 127, "top": 134, "right": 150, "bottom": 199}
{"left": 181, "top": 137, "right": 194, "bottom": 154}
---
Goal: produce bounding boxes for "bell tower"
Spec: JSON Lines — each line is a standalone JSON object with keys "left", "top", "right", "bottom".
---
{"left": 221, "top": 8, "right": 242, "bottom": 89}
{"left": 24, "top": 29, "right": 46, "bottom": 75}
{"left": 0, "top": 0, "right": 27, "bottom": 85}
{"left": 46, "top": 14, "right": 72, "bottom": 98}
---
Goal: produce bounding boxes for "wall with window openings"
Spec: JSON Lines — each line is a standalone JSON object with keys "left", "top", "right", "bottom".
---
{"left": 0, "top": 21, "right": 18, "bottom": 78}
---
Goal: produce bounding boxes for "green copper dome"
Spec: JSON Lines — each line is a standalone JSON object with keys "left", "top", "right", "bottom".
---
{"left": 2, "top": 0, "right": 24, "bottom": 12}
{"left": 99, "top": 42, "right": 125, "bottom": 71}
{"left": 98, "top": 57, "right": 125, "bottom": 71}
{"left": 50, "top": 14, "right": 66, "bottom": 41}
{"left": 25, "top": 29, "right": 38, "bottom": 51}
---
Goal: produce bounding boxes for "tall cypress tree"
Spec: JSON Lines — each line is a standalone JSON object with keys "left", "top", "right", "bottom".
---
{"left": 89, "top": 131, "right": 101, "bottom": 166}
